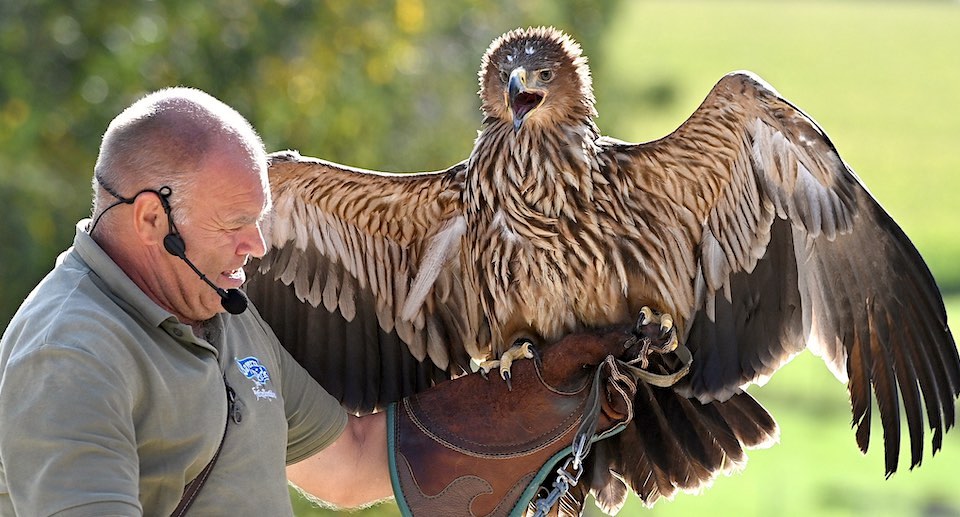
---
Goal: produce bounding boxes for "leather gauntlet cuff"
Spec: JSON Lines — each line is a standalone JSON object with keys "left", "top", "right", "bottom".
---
{"left": 387, "top": 335, "right": 640, "bottom": 517}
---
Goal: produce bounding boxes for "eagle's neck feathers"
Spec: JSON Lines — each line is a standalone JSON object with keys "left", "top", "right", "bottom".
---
{"left": 465, "top": 118, "right": 602, "bottom": 224}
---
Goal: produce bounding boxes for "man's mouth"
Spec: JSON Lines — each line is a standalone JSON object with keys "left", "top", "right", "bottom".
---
{"left": 222, "top": 267, "right": 246, "bottom": 285}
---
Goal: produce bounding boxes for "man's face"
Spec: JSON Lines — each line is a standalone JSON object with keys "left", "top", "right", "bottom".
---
{"left": 169, "top": 142, "right": 269, "bottom": 323}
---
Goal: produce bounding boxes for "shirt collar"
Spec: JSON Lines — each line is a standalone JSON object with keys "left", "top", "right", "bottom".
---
{"left": 71, "top": 220, "right": 225, "bottom": 356}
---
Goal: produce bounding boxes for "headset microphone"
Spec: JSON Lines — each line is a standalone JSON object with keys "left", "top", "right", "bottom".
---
{"left": 163, "top": 233, "right": 249, "bottom": 315}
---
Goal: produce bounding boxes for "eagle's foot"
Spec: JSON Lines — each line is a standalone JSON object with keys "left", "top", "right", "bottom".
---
{"left": 478, "top": 340, "right": 536, "bottom": 390}
{"left": 632, "top": 306, "right": 679, "bottom": 369}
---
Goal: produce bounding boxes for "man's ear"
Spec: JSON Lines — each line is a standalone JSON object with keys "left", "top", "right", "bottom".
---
{"left": 132, "top": 192, "right": 168, "bottom": 247}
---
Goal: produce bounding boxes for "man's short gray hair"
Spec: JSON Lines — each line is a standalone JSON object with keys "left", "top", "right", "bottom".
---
{"left": 90, "top": 87, "right": 266, "bottom": 229}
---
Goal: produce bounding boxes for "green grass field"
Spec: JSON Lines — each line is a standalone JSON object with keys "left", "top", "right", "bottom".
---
{"left": 293, "top": 1, "right": 960, "bottom": 516}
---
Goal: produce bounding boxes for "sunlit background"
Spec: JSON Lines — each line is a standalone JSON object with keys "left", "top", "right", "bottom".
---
{"left": 1, "top": 1, "right": 958, "bottom": 515}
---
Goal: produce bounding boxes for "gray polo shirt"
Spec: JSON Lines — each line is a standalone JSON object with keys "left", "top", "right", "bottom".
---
{"left": 0, "top": 221, "right": 348, "bottom": 516}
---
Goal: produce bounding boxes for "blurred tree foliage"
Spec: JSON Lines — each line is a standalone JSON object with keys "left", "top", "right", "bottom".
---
{"left": 0, "top": 0, "right": 617, "bottom": 327}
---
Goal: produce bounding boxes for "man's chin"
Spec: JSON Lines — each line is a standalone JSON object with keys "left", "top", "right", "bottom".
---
{"left": 193, "top": 294, "right": 226, "bottom": 322}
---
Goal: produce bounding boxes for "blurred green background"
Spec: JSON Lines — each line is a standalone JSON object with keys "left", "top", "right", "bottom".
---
{"left": 2, "top": 0, "right": 958, "bottom": 516}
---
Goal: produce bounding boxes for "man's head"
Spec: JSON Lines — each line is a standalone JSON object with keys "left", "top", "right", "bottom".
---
{"left": 90, "top": 87, "right": 271, "bottom": 326}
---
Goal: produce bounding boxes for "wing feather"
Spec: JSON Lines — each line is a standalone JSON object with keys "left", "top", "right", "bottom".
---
{"left": 244, "top": 151, "right": 485, "bottom": 414}
{"left": 573, "top": 386, "right": 778, "bottom": 512}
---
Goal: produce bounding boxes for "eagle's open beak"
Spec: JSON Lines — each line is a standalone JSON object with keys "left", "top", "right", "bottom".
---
{"left": 507, "top": 68, "right": 544, "bottom": 132}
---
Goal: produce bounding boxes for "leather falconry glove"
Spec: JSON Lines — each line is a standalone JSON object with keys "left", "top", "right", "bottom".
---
{"left": 387, "top": 322, "right": 691, "bottom": 516}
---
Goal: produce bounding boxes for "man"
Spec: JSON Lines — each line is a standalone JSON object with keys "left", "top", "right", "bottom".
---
{"left": 0, "top": 88, "right": 392, "bottom": 514}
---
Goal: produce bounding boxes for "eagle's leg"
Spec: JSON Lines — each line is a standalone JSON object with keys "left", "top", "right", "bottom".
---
{"left": 635, "top": 306, "right": 680, "bottom": 369}
{"left": 478, "top": 340, "right": 535, "bottom": 390}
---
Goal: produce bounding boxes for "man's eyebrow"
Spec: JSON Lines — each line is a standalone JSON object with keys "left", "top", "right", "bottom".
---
{"left": 226, "top": 213, "right": 263, "bottom": 226}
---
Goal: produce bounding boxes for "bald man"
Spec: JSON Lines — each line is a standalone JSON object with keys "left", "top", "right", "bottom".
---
{"left": 0, "top": 88, "right": 391, "bottom": 515}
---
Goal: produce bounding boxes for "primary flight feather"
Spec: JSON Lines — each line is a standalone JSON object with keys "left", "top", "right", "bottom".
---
{"left": 245, "top": 26, "right": 958, "bottom": 513}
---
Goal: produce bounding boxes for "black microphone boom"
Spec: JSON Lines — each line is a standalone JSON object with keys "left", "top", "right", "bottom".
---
{"left": 163, "top": 234, "right": 249, "bottom": 315}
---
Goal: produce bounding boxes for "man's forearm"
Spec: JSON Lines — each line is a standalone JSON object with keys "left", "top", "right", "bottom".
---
{"left": 287, "top": 412, "right": 393, "bottom": 509}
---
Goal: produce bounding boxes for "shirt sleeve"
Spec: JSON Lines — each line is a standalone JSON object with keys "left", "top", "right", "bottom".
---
{"left": 0, "top": 344, "right": 142, "bottom": 516}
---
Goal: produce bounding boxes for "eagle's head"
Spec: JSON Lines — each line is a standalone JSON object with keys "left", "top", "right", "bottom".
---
{"left": 478, "top": 27, "right": 596, "bottom": 132}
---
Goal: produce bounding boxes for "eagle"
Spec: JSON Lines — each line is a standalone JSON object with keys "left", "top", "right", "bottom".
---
{"left": 245, "top": 27, "right": 959, "bottom": 513}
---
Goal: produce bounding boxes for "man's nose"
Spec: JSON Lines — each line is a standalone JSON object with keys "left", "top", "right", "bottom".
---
{"left": 238, "top": 223, "right": 267, "bottom": 258}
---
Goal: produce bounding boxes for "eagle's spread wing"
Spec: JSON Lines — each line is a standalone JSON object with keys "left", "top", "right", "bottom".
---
{"left": 606, "top": 71, "right": 959, "bottom": 477}
{"left": 244, "top": 151, "right": 484, "bottom": 414}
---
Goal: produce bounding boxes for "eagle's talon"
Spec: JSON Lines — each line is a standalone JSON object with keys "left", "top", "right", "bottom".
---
{"left": 481, "top": 340, "right": 535, "bottom": 388}
{"left": 664, "top": 331, "right": 679, "bottom": 352}
{"left": 499, "top": 341, "right": 534, "bottom": 377}
{"left": 478, "top": 359, "right": 499, "bottom": 378}
{"left": 639, "top": 306, "right": 655, "bottom": 326}
{"left": 633, "top": 306, "right": 680, "bottom": 367}
{"left": 659, "top": 313, "right": 674, "bottom": 337}
{"left": 529, "top": 343, "right": 543, "bottom": 368}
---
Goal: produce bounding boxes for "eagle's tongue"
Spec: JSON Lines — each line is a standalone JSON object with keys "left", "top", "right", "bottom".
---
{"left": 512, "top": 91, "right": 543, "bottom": 121}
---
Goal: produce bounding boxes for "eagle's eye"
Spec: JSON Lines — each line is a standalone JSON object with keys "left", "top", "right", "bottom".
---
{"left": 538, "top": 69, "right": 554, "bottom": 83}
{"left": 499, "top": 69, "right": 509, "bottom": 83}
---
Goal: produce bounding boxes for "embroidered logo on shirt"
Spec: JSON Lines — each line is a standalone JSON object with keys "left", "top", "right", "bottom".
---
{"left": 235, "top": 356, "right": 277, "bottom": 401}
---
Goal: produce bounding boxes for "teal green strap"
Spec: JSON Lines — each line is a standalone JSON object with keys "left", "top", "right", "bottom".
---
{"left": 386, "top": 404, "right": 414, "bottom": 517}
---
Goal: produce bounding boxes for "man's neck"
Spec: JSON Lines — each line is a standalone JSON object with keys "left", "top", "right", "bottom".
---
{"left": 96, "top": 230, "right": 195, "bottom": 327}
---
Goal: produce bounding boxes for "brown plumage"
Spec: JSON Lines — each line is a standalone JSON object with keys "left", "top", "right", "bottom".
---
{"left": 245, "top": 27, "right": 959, "bottom": 514}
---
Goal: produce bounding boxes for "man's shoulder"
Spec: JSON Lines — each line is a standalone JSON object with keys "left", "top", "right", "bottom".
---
{"left": 1, "top": 252, "right": 134, "bottom": 362}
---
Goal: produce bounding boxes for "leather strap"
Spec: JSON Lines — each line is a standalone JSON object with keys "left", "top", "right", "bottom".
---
{"left": 170, "top": 379, "right": 238, "bottom": 516}
{"left": 624, "top": 342, "right": 693, "bottom": 387}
